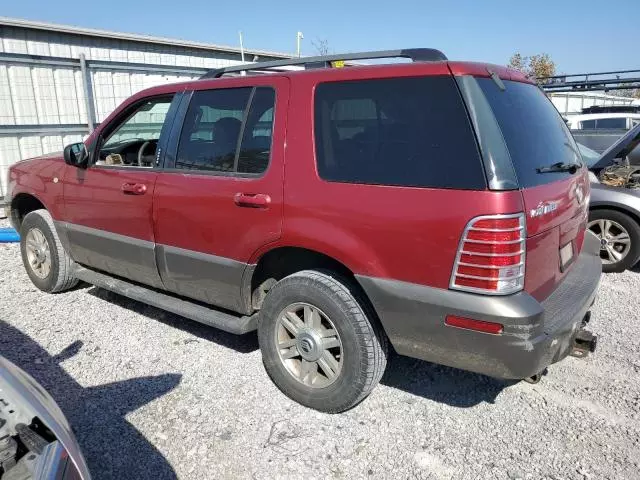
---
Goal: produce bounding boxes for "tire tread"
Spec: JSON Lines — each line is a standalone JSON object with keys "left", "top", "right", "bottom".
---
{"left": 259, "top": 269, "right": 388, "bottom": 413}
{"left": 21, "top": 209, "right": 78, "bottom": 293}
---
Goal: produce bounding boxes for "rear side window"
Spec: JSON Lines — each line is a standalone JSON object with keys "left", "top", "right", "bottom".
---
{"left": 478, "top": 79, "right": 581, "bottom": 188}
{"left": 314, "top": 76, "right": 485, "bottom": 189}
{"left": 175, "top": 87, "right": 275, "bottom": 174}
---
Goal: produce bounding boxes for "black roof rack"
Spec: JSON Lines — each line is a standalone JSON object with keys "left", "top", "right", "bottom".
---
{"left": 200, "top": 48, "right": 447, "bottom": 79}
{"left": 581, "top": 105, "right": 640, "bottom": 114}
{"left": 538, "top": 69, "right": 640, "bottom": 93}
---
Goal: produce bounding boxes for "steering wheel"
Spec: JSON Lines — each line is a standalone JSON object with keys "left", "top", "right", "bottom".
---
{"left": 137, "top": 141, "right": 153, "bottom": 166}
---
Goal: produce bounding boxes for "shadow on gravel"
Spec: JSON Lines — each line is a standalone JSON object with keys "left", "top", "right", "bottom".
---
{"left": 381, "top": 355, "right": 509, "bottom": 407}
{"left": 76, "top": 286, "right": 502, "bottom": 408}
{"left": 86, "top": 286, "right": 259, "bottom": 353}
{"left": 0, "top": 320, "right": 181, "bottom": 480}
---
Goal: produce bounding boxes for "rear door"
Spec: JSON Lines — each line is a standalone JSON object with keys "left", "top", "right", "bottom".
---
{"left": 153, "top": 77, "right": 288, "bottom": 313}
{"left": 62, "top": 94, "right": 180, "bottom": 288}
{"left": 474, "top": 77, "right": 589, "bottom": 300}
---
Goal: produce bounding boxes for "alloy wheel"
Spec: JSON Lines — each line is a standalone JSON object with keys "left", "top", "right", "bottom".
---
{"left": 25, "top": 227, "right": 52, "bottom": 279}
{"left": 587, "top": 218, "right": 631, "bottom": 265}
{"left": 274, "top": 302, "right": 343, "bottom": 388}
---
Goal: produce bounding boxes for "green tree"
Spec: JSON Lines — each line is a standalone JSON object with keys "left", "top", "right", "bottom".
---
{"left": 508, "top": 52, "right": 556, "bottom": 80}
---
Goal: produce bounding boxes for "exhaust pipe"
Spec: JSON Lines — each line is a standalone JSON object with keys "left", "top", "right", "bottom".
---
{"left": 570, "top": 328, "right": 597, "bottom": 358}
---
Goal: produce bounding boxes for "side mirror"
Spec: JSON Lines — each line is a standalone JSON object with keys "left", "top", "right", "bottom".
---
{"left": 63, "top": 142, "right": 89, "bottom": 168}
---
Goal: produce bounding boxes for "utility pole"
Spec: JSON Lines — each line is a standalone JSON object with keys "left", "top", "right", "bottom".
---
{"left": 239, "top": 31, "right": 246, "bottom": 75}
{"left": 239, "top": 31, "right": 245, "bottom": 62}
{"left": 296, "top": 31, "right": 304, "bottom": 58}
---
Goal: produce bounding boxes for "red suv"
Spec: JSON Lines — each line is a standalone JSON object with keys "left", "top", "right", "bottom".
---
{"left": 5, "top": 49, "right": 601, "bottom": 412}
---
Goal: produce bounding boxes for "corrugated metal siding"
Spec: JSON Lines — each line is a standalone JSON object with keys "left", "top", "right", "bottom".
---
{"left": 0, "top": 23, "right": 253, "bottom": 196}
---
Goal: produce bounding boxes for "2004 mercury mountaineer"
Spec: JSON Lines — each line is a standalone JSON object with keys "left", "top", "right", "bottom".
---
{"left": 5, "top": 49, "right": 601, "bottom": 412}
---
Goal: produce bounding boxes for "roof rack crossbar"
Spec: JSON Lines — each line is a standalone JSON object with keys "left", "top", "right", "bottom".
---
{"left": 538, "top": 69, "right": 640, "bottom": 93}
{"left": 200, "top": 48, "right": 447, "bottom": 79}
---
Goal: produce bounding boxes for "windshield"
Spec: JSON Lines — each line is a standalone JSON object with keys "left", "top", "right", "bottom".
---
{"left": 577, "top": 143, "right": 601, "bottom": 167}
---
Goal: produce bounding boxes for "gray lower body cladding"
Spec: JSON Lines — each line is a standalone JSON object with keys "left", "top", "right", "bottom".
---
{"left": 73, "top": 265, "right": 258, "bottom": 334}
{"left": 356, "top": 235, "right": 602, "bottom": 380}
{"left": 54, "top": 221, "right": 252, "bottom": 314}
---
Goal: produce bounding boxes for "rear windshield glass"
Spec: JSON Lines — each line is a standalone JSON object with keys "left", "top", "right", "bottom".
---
{"left": 314, "top": 76, "right": 486, "bottom": 189}
{"left": 478, "top": 78, "right": 581, "bottom": 188}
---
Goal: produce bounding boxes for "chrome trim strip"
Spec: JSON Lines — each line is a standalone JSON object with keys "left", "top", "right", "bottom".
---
{"left": 463, "top": 238, "right": 523, "bottom": 245}
{"left": 460, "top": 250, "right": 524, "bottom": 257}
{"left": 455, "top": 272, "right": 525, "bottom": 281}
{"left": 468, "top": 226, "right": 524, "bottom": 232}
{"left": 457, "top": 261, "right": 524, "bottom": 269}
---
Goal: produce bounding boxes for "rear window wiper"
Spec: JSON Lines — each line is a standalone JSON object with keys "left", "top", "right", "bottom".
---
{"left": 536, "top": 162, "right": 581, "bottom": 174}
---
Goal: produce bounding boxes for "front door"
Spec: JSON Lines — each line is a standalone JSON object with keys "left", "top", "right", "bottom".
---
{"left": 62, "top": 93, "right": 180, "bottom": 288}
{"left": 153, "top": 78, "right": 288, "bottom": 313}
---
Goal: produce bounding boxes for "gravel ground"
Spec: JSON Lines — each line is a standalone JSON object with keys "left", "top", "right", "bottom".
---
{"left": 1, "top": 218, "right": 639, "bottom": 479}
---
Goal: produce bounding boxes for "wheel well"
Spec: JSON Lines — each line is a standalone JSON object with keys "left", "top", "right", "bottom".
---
{"left": 10, "top": 194, "right": 45, "bottom": 229}
{"left": 590, "top": 205, "right": 640, "bottom": 226}
{"left": 251, "top": 247, "right": 356, "bottom": 310}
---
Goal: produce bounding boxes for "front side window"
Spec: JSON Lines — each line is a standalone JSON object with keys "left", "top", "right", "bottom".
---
{"left": 314, "top": 76, "right": 485, "bottom": 189}
{"left": 175, "top": 87, "right": 275, "bottom": 174}
{"left": 97, "top": 96, "right": 174, "bottom": 167}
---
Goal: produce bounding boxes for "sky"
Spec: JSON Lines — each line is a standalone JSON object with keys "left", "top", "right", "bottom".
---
{"left": 2, "top": 0, "right": 637, "bottom": 74}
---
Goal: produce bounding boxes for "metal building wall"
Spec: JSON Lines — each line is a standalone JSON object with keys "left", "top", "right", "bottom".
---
{"left": 0, "top": 20, "right": 288, "bottom": 196}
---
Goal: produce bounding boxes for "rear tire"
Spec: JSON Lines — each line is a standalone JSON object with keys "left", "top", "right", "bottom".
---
{"left": 588, "top": 209, "right": 640, "bottom": 273}
{"left": 20, "top": 209, "right": 78, "bottom": 293}
{"left": 258, "top": 270, "right": 388, "bottom": 413}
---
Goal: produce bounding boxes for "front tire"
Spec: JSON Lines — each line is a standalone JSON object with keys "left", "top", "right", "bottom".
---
{"left": 258, "top": 270, "right": 388, "bottom": 413}
{"left": 20, "top": 209, "right": 78, "bottom": 293}
{"left": 588, "top": 209, "right": 640, "bottom": 273}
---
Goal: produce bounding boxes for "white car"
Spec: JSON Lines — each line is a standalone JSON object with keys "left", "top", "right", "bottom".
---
{"left": 567, "top": 113, "right": 640, "bottom": 130}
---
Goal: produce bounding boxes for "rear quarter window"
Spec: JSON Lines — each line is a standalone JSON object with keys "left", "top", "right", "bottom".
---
{"left": 314, "top": 76, "right": 486, "bottom": 189}
{"left": 477, "top": 78, "right": 581, "bottom": 188}
{"left": 596, "top": 117, "right": 627, "bottom": 129}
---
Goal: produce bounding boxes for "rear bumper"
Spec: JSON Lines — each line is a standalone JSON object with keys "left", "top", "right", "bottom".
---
{"left": 357, "top": 231, "right": 602, "bottom": 379}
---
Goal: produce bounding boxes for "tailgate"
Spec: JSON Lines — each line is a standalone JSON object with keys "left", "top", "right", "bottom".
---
{"left": 522, "top": 172, "right": 589, "bottom": 300}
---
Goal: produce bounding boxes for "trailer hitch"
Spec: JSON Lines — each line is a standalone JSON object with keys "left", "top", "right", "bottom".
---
{"left": 570, "top": 328, "right": 597, "bottom": 358}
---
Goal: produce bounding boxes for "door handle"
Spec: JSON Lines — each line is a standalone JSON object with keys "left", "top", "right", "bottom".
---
{"left": 122, "top": 182, "right": 147, "bottom": 195}
{"left": 234, "top": 193, "right": 271, "bottom": 208}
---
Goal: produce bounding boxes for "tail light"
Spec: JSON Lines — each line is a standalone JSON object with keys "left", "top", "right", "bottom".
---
{"left": 450, "top": 213, "right": 525, "bottom": 295}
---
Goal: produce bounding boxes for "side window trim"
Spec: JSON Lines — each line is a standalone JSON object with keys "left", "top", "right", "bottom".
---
{"left": 163, "top": 90, "right": 194, "bottom": 169}
{"left": 155, "top": 92, "right": 184, "bottom": 168}
{"left": 233, "top": 87, "right": 257, "bottom": 172}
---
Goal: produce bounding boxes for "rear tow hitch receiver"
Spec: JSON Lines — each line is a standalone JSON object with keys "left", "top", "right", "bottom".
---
{"left": 570, "top": 329, "right": 597, "bottom": 358}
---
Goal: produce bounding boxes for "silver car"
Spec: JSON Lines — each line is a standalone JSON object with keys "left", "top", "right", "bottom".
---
{"left": 0, "top": 356, "right": 91, "bottom": 480}
{"left": 579, "top": 123, "right": 640, "bottom": 272}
